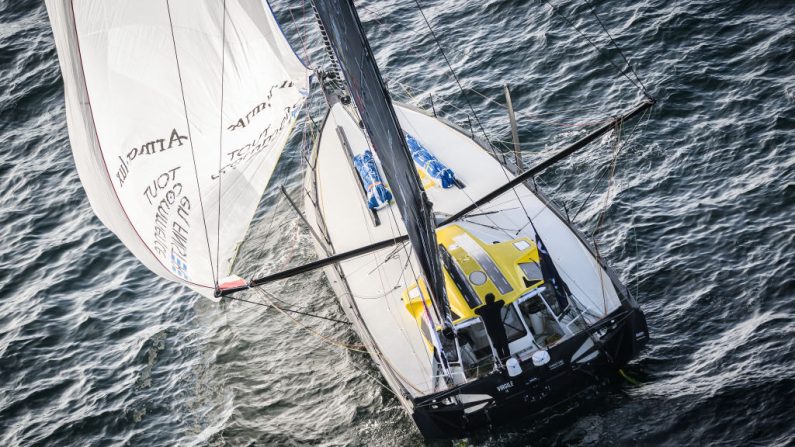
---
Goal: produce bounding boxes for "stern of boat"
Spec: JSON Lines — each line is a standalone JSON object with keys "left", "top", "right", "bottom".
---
{"left": 410, "top": 305, "right": 648, "bottom": 439}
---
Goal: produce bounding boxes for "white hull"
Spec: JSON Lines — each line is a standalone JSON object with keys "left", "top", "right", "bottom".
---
{"left": 303, "top": 101, "right": 624, "bottom": 407}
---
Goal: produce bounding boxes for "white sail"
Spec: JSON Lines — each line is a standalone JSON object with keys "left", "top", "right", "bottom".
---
{"left": 46, "top": 0, "right": 309, "bottom": 298}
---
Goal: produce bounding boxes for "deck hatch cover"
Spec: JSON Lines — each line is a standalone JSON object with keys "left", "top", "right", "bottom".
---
{"left": 452, "top": 234, "right": 514, "bottom": 295}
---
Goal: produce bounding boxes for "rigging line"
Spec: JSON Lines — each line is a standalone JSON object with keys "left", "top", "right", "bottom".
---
{"left": 219, "top": 100, "right": 652, "bottom": 295}
{"left": 531, "top": 171, "right": 577, "bottom": 219}
{"left": 300, "top": 108, "right": 318, "bottom": 172}
{"left": 273, "top": 310, "right": 398, "bottom": 396}
{"left": 571, "top": 165, "right": 611, "bottom": 221}
{"left": 459, "top": 188, "right": 519, "bottom": 240}
{"left": 565, "top": 291, "right": 614, "bottom": 362}
{"left": 539, "top": 0, "right": 646, "bottom": 95}
{"left": 264, "top": 188, "right": 287, "bottom": 241}
{"left": 374, "top": 191, "right": 437, "bottom": 368}
{"left": 263, "top": 277, "right": 320, "bottom": 313}
{"left": 341, "top": 244, "right": 421, "bottom": 303}
{"left": 462, "top": 80, "right": 615, "bottom": 117}
{"left": 413, "top": 78, "right": 608, "bottom": 118}
{"left": 369, "top": 243, "right": 430, "bottom": 371}
{"left": 392, "top": 16, "right": 538, "bottom": 236}
{"left": 494, "top": 95, "right": 633, "bottom": 240}
{"left": 289, "top": 0, "right": 313, "bottom": 67}
{"left": 598, "top": 119, "right": 624, "bottom": 314}
{"left": 589, "top": 108, "right": 649, "bottom": 315}
{"left": 573, "top": 104, "right": 650, "bottom": 223}
{"left": 166, "top": 0, "right": 218, "bottom": 283}
{"left": 590, "top": 104, "right": 649, "bottom": 241}
{"left": 362, "top": 4, "right": 614, "bottom": 127}
{"left": 337, "top": 126, "right": 431, "bottom": 362}
{"left": 394, "top": 80, "right": 422, "bottom": 106}
{"left": 284, "top": 282, "right": 428, "bottom": 395}
{"left": 253, "top": 288, "right": 367, "bottom": 352}
{"left": 340, "top": 241, "right": 403, "bottom": 278}
{"left": 392, "top": 247, "right": 415, "bottom": 293}
{"left": 304, "top": 107, "right": 317, "bottom": 157}
{"left": 633, "top": 226, "right": 640, "bottom": 300}
{"left": 298, "top": 113, "right": 307, "bottom": 173}
{"left": 224, "top": 290, "right": 352, "bottom": 325}
{"left": 361, "top": 4, "right": 471, "bottom": 62}
{"left": 344, "top": 354, "right": 400, "bottom": 398}
{"left": 404, "top": 94, "right": 536, "bottom": 238}
{"left": 411, "top": 0, "right": 495, "bottom": 153}
{"left": 227, "top": 185, "right": 287, "bottom": 278}
{"left": 515, "top": 105, "right": 617, "bottom": 120}
{"left": 582, "top": 0, "right": 650, "bottom": 96}
{"left": 348, "top": 286, "right": 401, "bottom": 300}
{"left": 460, "top": 217, "right": 517, "bottom": 234}
{"left": 389, "top": 246, "right": 437, "bottom": 378}
{"left": 496, "top": 191, "right": 606, "bottom": 308}
{"left": 358, "top": 107, "right": 444, "bottom": 326}
{"left": 215, "top": 0, "right": 228, "bottom": 285}
{"left": 410, "top": 87, "right": 604, "bottom": 140}
{"left": 372, "top": 177, "right": 439, "bottom": 372}
{"left": 509, "top": 116, "right": 614, "bottom": 129}
{"left": 67, "top": 3, "right": 210, "bottom": 291}
{"left": 465, "top": 206, "right": 520, "bottom": 217}
{"left": 334, "top": 285, "right": 431, "bottom": 395}
{"left": 367, "top": 240, "right": 410, "bottom": 275}
{"left": 470, "top": 194, "right": 535, "bottom": 213}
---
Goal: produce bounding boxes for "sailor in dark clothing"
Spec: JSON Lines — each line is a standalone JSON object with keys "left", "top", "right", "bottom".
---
{"left": 475, "top": 293, "right": 511, "bottom": 362}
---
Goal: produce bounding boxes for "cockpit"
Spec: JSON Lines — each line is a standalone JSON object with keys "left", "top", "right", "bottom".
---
{"left": 402, "top": 224, "right": 584, "bottom": 384}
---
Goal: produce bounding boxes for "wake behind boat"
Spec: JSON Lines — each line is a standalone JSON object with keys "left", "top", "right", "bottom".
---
{"left": 46, "top": 0, "right": 652, "bottom": 439}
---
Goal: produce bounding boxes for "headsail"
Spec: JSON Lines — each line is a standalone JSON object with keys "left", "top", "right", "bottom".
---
{"left": 312, "top": 0, "right": 453, "bottom": 328}
{"left": 46, "top": 0, "right": 309, "bottom": 298}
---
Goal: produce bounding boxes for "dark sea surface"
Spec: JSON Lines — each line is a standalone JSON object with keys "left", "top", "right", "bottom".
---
{"left": 1, "top": 0, "right": 793, "bottom": 445}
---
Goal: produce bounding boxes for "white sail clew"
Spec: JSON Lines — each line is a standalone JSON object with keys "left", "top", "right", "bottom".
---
{"left": 46, "top": 0, "right": 309, "bottom": 298}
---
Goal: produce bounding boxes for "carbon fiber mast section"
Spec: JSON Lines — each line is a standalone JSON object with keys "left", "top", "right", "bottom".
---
{"left": 311, "top": 0, "right": 453, "bottom": 330}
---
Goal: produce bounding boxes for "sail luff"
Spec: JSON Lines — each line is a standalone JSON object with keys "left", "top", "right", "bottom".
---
{"left": 311, "top": 0, "right": 453, "bottom": 328}
{"left": 46, "top": 0, "right": 309, "bottom": 299}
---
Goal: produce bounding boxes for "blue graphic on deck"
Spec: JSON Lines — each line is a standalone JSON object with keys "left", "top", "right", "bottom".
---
{"left": 405, "top": 133, "right": 457, "bottom": 189}
{"left": 353, "top": 150, "right": 393, "bottom": 210}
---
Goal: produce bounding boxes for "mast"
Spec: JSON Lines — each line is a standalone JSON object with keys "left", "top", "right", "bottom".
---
{"left": 311, "top": 0, "right": 454, "bottom": 332}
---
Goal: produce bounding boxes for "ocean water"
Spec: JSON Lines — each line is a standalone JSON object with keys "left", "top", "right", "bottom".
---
{"left": 1, "top": 0, "right": 794, "bottom": 445}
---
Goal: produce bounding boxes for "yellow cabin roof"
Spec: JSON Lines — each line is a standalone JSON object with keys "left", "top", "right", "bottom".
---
{"left": 403, "top": 224, "right": 544, "bottom": 328}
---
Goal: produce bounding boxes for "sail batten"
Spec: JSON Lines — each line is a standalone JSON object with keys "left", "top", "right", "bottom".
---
{"left": 47, "top": 0, "right": 309, "bottom": 298}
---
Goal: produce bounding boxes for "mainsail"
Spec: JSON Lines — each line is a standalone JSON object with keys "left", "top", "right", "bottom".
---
{"left": 312, "top": 0, "right": 453, "bottom": 328}
{"left": 46, "top": 0, "right": 309, "bottom": 298}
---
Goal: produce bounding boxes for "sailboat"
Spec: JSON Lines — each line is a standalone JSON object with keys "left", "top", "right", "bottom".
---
{"left": 47, "top": 0, "right": 650, "bottom": 439}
